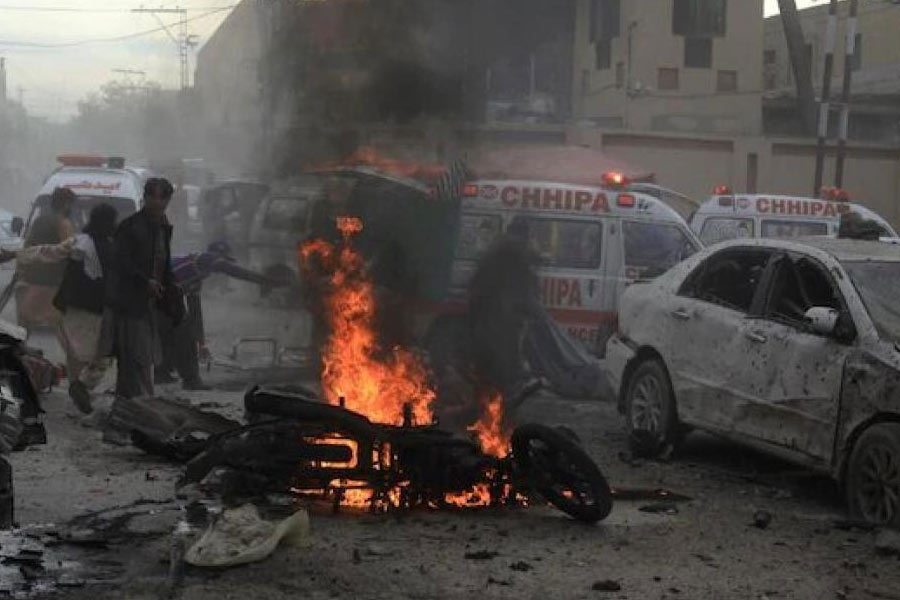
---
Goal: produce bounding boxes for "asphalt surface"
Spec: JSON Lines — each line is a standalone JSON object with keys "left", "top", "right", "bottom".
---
{"left": 1, "top": 276, "right": 897, "bottom": 600}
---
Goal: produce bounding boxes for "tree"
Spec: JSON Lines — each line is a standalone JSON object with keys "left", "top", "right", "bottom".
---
{"left": 778, "top": 0, "right": 818, "bottom": 135}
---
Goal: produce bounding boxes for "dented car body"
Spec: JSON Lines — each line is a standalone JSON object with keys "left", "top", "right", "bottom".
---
{"left": 606, "top": 238, "right": 900, "bottom": 524}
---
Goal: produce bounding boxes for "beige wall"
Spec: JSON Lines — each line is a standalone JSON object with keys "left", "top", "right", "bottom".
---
{"left": 573, "top": 0, "right": 764, "bottom": 135}
{"left": 764, "top": 1, "right": 900, "bottom": 94}
{"left": 567, "top": 127, "right": 900, "bottom": 227}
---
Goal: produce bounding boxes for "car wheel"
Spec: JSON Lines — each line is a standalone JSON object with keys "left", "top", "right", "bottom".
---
{"left": 624, "top": 358, "right": 678, "bottom": 457}
{"left": 846, "top": 423, "right": 900, "bottom": 526}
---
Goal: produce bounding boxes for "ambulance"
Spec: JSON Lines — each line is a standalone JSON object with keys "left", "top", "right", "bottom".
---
{"left": 448, "top": 173, "right": 701, "bottom": 356}
{"left": 28, "top": 155, "right": 147, "bottom": 231}
{"left": 691, "top": 186, "right": 898, "bottom": 245}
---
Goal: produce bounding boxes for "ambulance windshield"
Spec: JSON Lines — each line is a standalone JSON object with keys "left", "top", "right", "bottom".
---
{"left": 624, "top": 221, "right": 698, "bottom": 279}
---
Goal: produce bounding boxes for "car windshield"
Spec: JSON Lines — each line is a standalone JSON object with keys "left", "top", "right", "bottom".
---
{"left": 843, "top": 260, "right": 900, "bottom": 343}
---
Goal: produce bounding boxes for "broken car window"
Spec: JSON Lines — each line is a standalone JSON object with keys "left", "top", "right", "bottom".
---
{"left": 679, "top": 249, "right": 770, "bottom": 313}
{"left": 764, "top": 254, "right": 841, "bottom": 328}
{"left": 843, "top": 261, "right": 900, "bottom": 344}
{"left": 624, "top": 220, "right": 698, "bottom": 278}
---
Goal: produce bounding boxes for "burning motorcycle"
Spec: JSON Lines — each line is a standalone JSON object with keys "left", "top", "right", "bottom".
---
{"left": 181, "top": 385, "right": 613, "bottom": 523}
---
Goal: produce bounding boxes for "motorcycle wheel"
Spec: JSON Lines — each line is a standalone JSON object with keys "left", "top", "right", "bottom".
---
{"left": 511, "top": 424, "right": 612, "bottom": 523}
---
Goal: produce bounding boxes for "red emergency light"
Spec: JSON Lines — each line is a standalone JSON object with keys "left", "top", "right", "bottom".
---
{"left": 821, "top": 186, "right": 850, "bottom": 202}
{"left": 462, "top": 184, "right": 479, "bottom": 197}
{"left": 602, "top": 171, "right": 629, "bottom": 188}
{"left": 57, "top": 154, "right": 106, "bottom": 167}
{"left": 713, "top": 185, "right": 732, "bottom": 196}
{"left": 617, "top": 193, "right": 636, "bottom": 208}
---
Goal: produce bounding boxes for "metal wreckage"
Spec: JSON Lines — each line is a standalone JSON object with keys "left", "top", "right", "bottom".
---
{"left": 106, "top": 183, "right": 615, "bottom": 523}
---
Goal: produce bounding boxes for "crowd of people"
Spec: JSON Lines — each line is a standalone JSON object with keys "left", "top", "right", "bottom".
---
{"left": 2, "top": 178, "right": 276, "bottom": 413}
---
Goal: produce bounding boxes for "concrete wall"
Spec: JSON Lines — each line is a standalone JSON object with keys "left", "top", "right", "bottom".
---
{"left": 568, "top": 126, "right": 900, "bottom": 227}
{"left": 764, "top": 1, "right": 900, "bottom": 94}
{"left": 573, "top": 0, "right": 764, "bottom": 135}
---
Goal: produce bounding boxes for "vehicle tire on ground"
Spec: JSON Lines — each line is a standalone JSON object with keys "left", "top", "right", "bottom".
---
{"left": 511, "top": 423, "right": 612, "bottom": 523}
{"left": 845, "top": 423, "right": 900, "bottom": 526}
{"left": 624, "top": 358, "right": 680, "bottom": 458}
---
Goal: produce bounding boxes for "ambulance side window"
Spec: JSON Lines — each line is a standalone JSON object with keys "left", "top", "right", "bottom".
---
{"left": 624, "top": 221, "right": 698, "bottom": 279}
{"left": 699, "top": 217, "right": 755, "bottom": 244}
{"left": 455, "top": 213, "right": 502, "bottom": 261}
{"left": 760, "top": 220, "right": 828, "bottom": 239}
{"left": 510, "top": 217, "right": 602, "bottom": 269}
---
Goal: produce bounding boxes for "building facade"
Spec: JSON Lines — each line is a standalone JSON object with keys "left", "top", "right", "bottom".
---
{"left": 763, "top": 0, "right": 900, "bottom": 142}
{"left": 193, "top": 0, "right": 270, "bottom": 175}
{"left": 572, "top": 0, "right": 764, "bottom": 135}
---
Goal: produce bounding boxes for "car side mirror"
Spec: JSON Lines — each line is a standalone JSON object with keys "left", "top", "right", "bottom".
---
{"left": 804, "top": 307, "right": 839, "bottom": 336}
{"left": 10, "top": 217, "right": 23, "bottom": 237}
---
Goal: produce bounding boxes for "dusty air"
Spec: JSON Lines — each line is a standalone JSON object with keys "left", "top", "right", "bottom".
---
{"left": 0, "top": 0, "right": 898, "bottom": 598}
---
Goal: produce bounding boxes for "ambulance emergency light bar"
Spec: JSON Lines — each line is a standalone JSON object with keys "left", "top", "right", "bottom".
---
{"left": 56, "top": 155, "right": 126, "bottom": 169}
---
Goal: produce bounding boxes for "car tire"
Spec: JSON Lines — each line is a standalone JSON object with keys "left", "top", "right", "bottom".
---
{"left": 624, "top": 358, "right": 679, "bottom": 458}
{"left": 845, "top": 423, "right": 900, "bottom": 526}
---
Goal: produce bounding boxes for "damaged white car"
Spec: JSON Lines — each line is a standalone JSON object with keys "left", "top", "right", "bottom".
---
{"left": 606, "top": 237, "right": 900, "bottom": 525}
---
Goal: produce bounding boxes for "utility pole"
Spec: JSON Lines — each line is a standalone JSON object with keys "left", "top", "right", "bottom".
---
{"left": 132, "top": 6, "right": 198, "bottom": 91}
{"left": 0, "top": 57, "right": 6, "bottom": 105}
{"left": 834, "top": 0, "right": 859, "bottom": 188}
{"left": 813, "top": 0, "right": 839, "bottom": 198}
{"left": 778, "top": 0, "right": 817, "bottom": 136}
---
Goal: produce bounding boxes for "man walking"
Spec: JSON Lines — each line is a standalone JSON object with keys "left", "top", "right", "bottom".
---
{"left": 156, "top": 241, "right": 281, "bottom": 390}
{"left": 7, "top": 204, "right": 118, "bottom": 413}
{"left": 110, "top": 178, "right": 183, "bottom": 399}
{"left": 16, "top": 187, "right": 76, "bottom": 328}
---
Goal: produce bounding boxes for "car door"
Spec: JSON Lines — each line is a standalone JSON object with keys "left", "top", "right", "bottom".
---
{"left": 665, "top": 248, "right": 774, "bottom": 431}
{"left": 728, "top": 252, "right": 856, "bottom": 462}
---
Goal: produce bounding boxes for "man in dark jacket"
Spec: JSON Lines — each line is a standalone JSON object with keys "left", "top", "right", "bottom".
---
{"left": 110, "top": 178, "right": 182, "bottom": 399}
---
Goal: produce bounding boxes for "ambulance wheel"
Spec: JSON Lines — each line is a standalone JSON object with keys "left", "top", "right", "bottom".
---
{"left": 624, "top": 358, "right": 680, "bottom": 458}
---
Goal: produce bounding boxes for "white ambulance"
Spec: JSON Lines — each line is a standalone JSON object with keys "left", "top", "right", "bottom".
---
{"left": 28, "top": 155, "right": 147, "bottom": 230}
{"left": 691, "top": 187, "right": 898, "bottom": 245}
{"left": 448, "top": 174, "right": 701, "bottom": 355}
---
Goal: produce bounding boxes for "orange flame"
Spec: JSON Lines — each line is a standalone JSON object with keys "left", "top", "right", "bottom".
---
{"left": 299, "top": 222, "right": 435, "bottom": 426}
{"left": 468, "top": 392, "right": 509, "bottom": 458}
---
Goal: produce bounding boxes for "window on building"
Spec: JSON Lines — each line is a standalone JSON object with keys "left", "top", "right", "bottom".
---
{"left": 717, "top": 69, "right": 738, "bottom": 92}
{"left": 596, "top": 39, "right": 612, "bottom": 70}
{"left": 658, "top": 67, "right": 679, "bottom": 90}
{"left": 852, "top": 33, "right": 862, "bottom": 71}
{"left": 685, "top": 37, "right": 713, "bottom": 68}
{"left": 673, "top": 0, "right": 728, "bottom": 37}
{"left": 615, "top": 62, "right": 625, "bottom": 88}
{"left": 590, "top": 0, "right": 621, "bottom": 42}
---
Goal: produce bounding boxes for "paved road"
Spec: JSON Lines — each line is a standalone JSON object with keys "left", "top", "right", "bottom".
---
{"left": 4, "top": 281, "right": 897, "bottom": 600}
